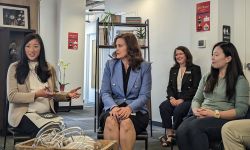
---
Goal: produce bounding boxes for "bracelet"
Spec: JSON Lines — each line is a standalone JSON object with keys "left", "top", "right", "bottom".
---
{"left": 214, "top": 110, "right": 220, "bottom": 118}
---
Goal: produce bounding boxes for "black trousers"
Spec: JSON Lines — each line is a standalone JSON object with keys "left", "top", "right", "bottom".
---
{"left": 159, "top": 100, "right": 191, "bottom": 130}
{"left": 15, "top": 115, "right": 40, "bottom": 137}
{"left": 176, "top": 116, "right": 229, "bottom": 150}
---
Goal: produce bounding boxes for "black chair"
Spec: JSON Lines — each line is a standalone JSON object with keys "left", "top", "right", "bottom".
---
{"left": 96, "top": 97, "right": 152, "bottom": 150}
{"left": 3, "top": 99, "right": 32, "bottom": 149}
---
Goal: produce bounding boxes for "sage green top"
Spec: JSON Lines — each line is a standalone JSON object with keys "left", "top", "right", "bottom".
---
{"left": 191, "top": 73, "right": 249, "bottom": 118}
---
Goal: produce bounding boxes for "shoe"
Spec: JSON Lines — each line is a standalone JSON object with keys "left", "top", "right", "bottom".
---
{"left": 166, "top": 134, "right": 176, "bottom": 146}
{"left": 159, "top": 135, "right": 169, "bottom": 147}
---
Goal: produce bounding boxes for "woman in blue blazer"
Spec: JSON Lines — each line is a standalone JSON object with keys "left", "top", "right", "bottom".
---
{"left": 100, "top": 33, "right": 152, "bottom": 150}
{"left": 159, "top": 46, "right": 201, "bottom": 147}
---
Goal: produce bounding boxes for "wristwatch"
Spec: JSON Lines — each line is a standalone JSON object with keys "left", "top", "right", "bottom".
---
{"left": 214, "top": 110, "right": 220, "bottom": 118}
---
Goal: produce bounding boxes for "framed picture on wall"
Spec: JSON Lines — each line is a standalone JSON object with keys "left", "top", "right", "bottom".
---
{"left": 0, "top": 3, "right": 30, "bottom": 29}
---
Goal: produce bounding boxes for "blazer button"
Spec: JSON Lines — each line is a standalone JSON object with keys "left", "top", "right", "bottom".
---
{"left": 188, "top": 87, "right": 190, "bottom": 88}
{"left": 124, "top": 98, "right": 126, "bottom": 101}
{"left": 112, "top": 83, "right": 116, "bottom": 86}
{"left": 190, "top": 79, "right": 192, "bottom": 81}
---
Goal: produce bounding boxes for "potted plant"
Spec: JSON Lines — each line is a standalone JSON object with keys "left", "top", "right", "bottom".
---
{"left": 136, "top": 27, "right": 146, "bottom": 46}
{"left": 57, "top": 60, "right": 70, "bottom": 91}
{"left": 100, "top": 11, "right": 121, "bottom": 45}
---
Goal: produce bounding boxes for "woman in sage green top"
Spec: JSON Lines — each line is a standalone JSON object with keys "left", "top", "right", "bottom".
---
{"left": 176, "top": 42, "right": 249, "bottom": 150}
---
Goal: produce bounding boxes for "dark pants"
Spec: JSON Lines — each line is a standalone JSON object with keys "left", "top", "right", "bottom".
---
{"left": 159, "top": 100, "right": 191, "bottom": 130}
{"left": 15, "top": 115, "right": 40, "bottom": 137}
{"left": 176, "top": 116, "right": 229, "bottom": 150}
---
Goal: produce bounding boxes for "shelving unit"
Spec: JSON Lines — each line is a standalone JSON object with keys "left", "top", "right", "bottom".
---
{"left": 94, "top": 18, "right": 150, "bottom": 132}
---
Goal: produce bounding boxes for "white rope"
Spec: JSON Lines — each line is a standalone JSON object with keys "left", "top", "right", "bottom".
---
{"left": 32, "top": 122, "right": 101, "bottom": 149}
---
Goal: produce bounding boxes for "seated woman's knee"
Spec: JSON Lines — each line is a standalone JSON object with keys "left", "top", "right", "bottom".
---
{"left": 159, "top": 100, "right": 170, "bottom": 110}
{"left": 120, "top": 118, "right": 134, "bottom": 131}
{"left": 105, "top": 116, "right": 118, "bottom": 130}
{"left": 159, "top": 101, "right": 165, "bottom": 110}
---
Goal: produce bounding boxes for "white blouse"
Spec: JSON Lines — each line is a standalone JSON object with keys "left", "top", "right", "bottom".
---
{"left": 28, "top": 61, "right": 50, "bottom": 113}
{"left": 177, "top": 67, "right": 185, "bottom": 92}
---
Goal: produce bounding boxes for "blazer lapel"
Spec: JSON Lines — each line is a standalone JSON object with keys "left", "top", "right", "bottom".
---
{"left": 182, "top": 67, "right": 191, "bottom": 85}
{"left": 114, "top": 61, "right": 124, "bottom": 95}
{"left": 25, "top": 75, "right": 31, "bottom": 91}
{"left": 47, "top": 78, "right": 54, "bottom": 92}
{"left": 126, "top": 69, "right": 139, "bottom": 96}
{"left": 172, "top": 68, "right": 178, "bottom": 88}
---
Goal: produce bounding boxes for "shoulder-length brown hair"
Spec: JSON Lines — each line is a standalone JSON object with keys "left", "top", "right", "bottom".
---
{"left": 173, "top": 46, "right": 193, "bottom": 67}
{"left": 113, "top": 33, "right": 143, "bottom": 70}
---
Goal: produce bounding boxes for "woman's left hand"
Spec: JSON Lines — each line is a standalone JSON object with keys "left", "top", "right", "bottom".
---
{"left": 170, "top": 99, "right": 184, "bottom": 106}
{"left": 117, "top": 106, "right": 132, "bottom": 120}
{"left": 67, "top": 87, "right": 81, "bottom": 99}
{"left": 175, "top": 99, "right": 184, "bottom": 106}
{"left": 197, "top": 108, "right": 215, "bottom": 118}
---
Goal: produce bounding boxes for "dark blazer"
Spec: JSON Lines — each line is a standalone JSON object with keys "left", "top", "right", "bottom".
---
{"left": 166, "top": 64, "right": 201, "bottom": 101}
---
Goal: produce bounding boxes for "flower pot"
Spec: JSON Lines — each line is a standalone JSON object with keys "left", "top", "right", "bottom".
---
{"left": 111, "top": 14, "right": 121, "bottom": 23}
{"left": 138, "top": 39, "right": 146, "bottom": 46}
{"left": 60, "top": 84, "right": 66, "bottom": 91}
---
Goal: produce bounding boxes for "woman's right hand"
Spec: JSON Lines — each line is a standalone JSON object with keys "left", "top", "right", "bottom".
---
{"left": 109, "top": 107, "right": 120, "bottom": 119}
{"left": 170, "top": 97, "right": 177, "bottom": 106}
{"left": 35, "top": 87, "right": 54, "bottom": 98}
{"left": 193, "top": 108, "right": 206, "bottom": 118}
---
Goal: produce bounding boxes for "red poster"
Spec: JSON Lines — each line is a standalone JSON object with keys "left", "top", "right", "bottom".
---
{"left": 196, "top": 1, "right": 210, "bottom": 32}
{"left": 68, "top": 32, "right": 78, "bottom": 50}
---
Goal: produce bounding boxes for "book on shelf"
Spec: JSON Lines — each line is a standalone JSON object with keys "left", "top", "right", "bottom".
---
{"left": 126, "top": 17, "right": 142, "bottom": 24}
{"left": 99, "top": 28, "right": 108, "bottom": 45}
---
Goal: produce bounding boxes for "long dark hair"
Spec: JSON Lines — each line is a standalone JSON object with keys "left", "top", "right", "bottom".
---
{"left": 113, "top": 33, "right": 143, "bottom": 70}
{"left": 16, "top": 33, "right": 51, "bottom": 84}
{"left": 173, "top": 46, "right": 193, "bottom": 67}
{"left": 204, "top": 42, "right": 245, "bottom": 100}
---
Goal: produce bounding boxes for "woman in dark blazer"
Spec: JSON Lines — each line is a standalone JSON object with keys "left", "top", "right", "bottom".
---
{"left": 159, "top": 46, "right": 201, "bottom": 147}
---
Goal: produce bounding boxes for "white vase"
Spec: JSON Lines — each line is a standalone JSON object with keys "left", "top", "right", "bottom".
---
{"left": 138, "top": 39, "right": 146, "bottom": 46}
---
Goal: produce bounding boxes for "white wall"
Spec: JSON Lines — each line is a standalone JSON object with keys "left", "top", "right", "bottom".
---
{"left": 190, "top": 0, "right": 219, "bottom": 75}
{"left": 84, "top": 21, "right": 97, "bottom": 103}
{"left": 233, "top": 0, "right": 250, "bottom": 91}
{"left": 233, "top": 0, "right": 246, "bottom": 64}
{"left": 245, "top": 0, "right": 250, "bottom": 82}
{"left": 218, "top": 0, "right": 234, "bottom": 42}
{"left": 105, "top": 0, "right": 192, "bottom": 122}
{"left": 39, "top": 0, "right": 59, "bottom": 67}
{"left": 40, "top": 0, "right": 85, "bottom": 106}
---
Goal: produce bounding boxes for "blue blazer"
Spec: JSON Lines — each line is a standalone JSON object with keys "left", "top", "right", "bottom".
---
{"left": 100, "top": 59, "right": 152, "bottom": 114}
